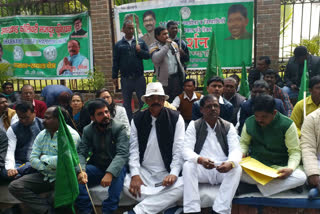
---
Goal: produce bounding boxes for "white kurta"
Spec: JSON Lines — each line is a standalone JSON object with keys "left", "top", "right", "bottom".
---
{"left": 183, "top": 121, "right": 242, "bottom": 214}
{"left": 124, "top": 114, "right": 185, "bottom": 214}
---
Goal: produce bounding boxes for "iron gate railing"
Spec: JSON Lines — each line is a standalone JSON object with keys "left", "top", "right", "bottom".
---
{"left": 280, "top": 0, "right": 320, "bottom": 62}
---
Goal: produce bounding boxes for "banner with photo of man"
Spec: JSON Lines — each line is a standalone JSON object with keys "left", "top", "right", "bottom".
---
{"left": 114, "top": 0, "right": 254, "bottom": 71}
{"left": 0, "top": 12, "right": 92, "bottom": 79}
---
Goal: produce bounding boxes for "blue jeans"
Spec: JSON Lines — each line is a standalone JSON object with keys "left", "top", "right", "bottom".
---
{"left": 282, "top": 86, "right": 299, "bottom": 99}
{"left": 76, "top": 165, "right": 126, "bottom": 214}
{"left": 121, "top": 75, "right": 146, "bottom": 121}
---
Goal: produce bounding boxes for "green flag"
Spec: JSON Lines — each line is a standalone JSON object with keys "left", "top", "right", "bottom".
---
{"left": 203, "top": 31, "right": 223, "bottom": 95}
{"left": 54, "top": 107, "right": 79, "bottom": 210}
{"left": 239, "top": 61, "right": 250, "bottom": 98}
{"left": 298, "top": 59, "right": 309, "bottom": 101}
{"left": 141, "top": 75, "right": 158, "bottom": 110}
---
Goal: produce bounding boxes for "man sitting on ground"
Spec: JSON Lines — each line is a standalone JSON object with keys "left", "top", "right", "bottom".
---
{"left": 301, "top": 108, "right": 320, "bottom": 189}
{"left": 19, "top": 85, "right": 47, "bottom": 119}
{"left": 0, "top": 94, "right": 18, "bottom": 132}
{"left": 192, "top": 76, "right": 233, "bottom": 122}
{"left": 8, "top": 107, "right": 80, "bottom": 214}
{"left": 172, "top": 79, "right": 202, "bottom": 125}
{"left": 239, "top": 80, "right": 286, "bottom": 133}
{"left": 123, "top": 82, "right": 184, "bottom": 214}
{"left": 223, "top": 77, "right": 246, "bottom": 126}
{"left": 1, "top": 82, "right": 20, "bottom": 107}
{"left": 291, "top": 75, "right": 320, "bottom": 137}
{"left": 5, "top": 102, "right": 44, "bottom": 179}
{"left": 183, "top": 94, "right": 242, "bottom": 214}
{"left": 264, "top": 69, "right": 293, "bottom": 116}
{"left": 239, "top": 95, "right": 306, "bottom": 196}
{"left": 76, "top": 99, "right": 129, "bottom": 214}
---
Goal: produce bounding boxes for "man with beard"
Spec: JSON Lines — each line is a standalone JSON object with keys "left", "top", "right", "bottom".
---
{"left": 76, "top": 99, "right": 129, "bottom": 214}
{"left": 123, "top": 82, "right": 185, "bottom": 214}
{"left": 8, "top": 106, "right": 80, "bottom": 214}
{"left": 238, "top": 80, "right": 286, "bottom": 134}
{"left": 183, "top": 94, "right": 242, "bottom": 214}
{"left": 57, "top": 39, "right": 89, "bottom": 76}
{"left": 238, "top": 95, "right": 306, "bottom": 196}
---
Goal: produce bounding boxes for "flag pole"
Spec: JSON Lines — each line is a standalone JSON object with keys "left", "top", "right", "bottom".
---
{"left": 78, "top": 164, "right": 98, "bottom": 214}
{"left": 179, "top": 11, "right": 182, "bottom": 47}
{"left": 303, "top": 91, "right": 307, "bottom": 119}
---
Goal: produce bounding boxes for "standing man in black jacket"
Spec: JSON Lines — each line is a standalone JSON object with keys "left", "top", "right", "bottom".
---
{"left": 112, "top": 20, "right": 150, "bottom": 121}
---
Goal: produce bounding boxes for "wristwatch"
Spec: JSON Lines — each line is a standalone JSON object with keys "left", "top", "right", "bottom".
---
{"left": 229, "top": 161, "right": 235, "bottom": 168}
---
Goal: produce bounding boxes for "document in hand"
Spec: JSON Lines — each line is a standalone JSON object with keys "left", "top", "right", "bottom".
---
{"left": 240, "top": 157, "right": 279, "bottom": 185}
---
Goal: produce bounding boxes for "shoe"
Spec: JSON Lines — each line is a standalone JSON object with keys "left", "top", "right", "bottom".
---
{"left": 235, "top": 182, "right": 259, "bottom": 196}
{"left": 123, "top": 210, "right": 136, "bottom": 214}
{"left": 292, "top": 185, "right": 304, "bottom": 193}
{"left": 164, "top": 206, "right": 183, "bottom": 214}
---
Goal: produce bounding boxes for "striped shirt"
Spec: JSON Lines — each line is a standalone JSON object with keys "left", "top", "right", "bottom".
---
{"left": 30, "top": 125, "right": 80, "bottom": 182}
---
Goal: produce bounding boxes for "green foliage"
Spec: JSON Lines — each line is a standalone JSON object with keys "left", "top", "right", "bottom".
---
{"left": 292, "top": 36, "right": 320, "bottom": 56}
{"left": 81, "top": 68, "right": 105, "bottom": 92}
{"left": 0, "top": 63, "right": 13, "bottom": 83}
{"left": 280, "top": 5, "right": 293, "bottom": 35}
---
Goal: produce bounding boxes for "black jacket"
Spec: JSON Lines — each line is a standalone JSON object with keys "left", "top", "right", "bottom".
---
{"left": 112, "top": 37, "right": 150, "bottom": 79}
{"left": 284, "top": 55, "right": 320, "bottom": 87}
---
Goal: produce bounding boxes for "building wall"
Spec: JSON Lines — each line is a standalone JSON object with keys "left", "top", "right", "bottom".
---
{"left": 90, "top": 0, "right": 114, "bottom": 90}
{"left": 256, "top": 0, "right": 281, "bottom": 69}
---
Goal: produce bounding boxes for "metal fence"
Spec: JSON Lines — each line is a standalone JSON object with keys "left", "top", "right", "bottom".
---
{"left": 280, "top": 0, "right": 320, "bottom": 62}
{"left": 0, "top": 0, "right": 88, "bottom": 92}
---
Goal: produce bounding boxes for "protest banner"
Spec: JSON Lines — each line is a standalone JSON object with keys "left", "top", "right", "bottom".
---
{"left": 0, "top": 12, "right": 92, "bottom": 79}
{"left": 114, "top": 0, "right": 254, "bottom": 72}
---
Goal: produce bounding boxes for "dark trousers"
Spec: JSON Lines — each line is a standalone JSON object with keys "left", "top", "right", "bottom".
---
{"left": 164, "top": 73, "right": 183, "bottom": 103}
{"left": 76, "top": 165, "right": 126, "bottom": 214}
{"left": 121, "top": 75, "right": 146, "bottom": 121}
{"left": 8, "top": 173, "right": 55, "bottom": 214}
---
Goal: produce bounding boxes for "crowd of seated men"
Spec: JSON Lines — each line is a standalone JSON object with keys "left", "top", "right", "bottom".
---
{"left": 1, "top": 46, "right": 320, "bottom": 214}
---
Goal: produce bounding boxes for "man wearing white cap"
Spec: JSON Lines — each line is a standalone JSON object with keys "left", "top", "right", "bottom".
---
{"left": 123, "top": 82, "right": 185, "bottom": 214}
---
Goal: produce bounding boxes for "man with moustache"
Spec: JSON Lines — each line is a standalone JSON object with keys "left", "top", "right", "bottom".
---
{"left": 183, "top": 94, "right": 242, "bottom": 214}
{"left": 8, "top": 107, "right": 80, "bottom": 214}
{"left": 112, "top": 20, "right": 150, "bottom": 121}
{"left": 238, "top": 80, "right": 286, "bottom": 134}
{"left": 0, "top": 93, "right": 18, "bottom": 132}
{"left": 57, "top": 39, "right": 89, "bottom": 76}
{"left": 263, "top": 69, "right": 293, "bottom": 116}
{"left": 167, "top": 21, "right": 190, "bottom": 70}
{"left": 19, "top": 85, "right": 47, "bottom": 119}
{"left": 123, "top": 82, "right": 185, "bottom": 214}
{"left": 238, "top": 95, "right": 306, "bottom": 196}
{"left": 76, "top": 99, "right": 129, "bottom": 214}
{"left": 192, "top": 76, "right": 234, "bottom": 123}
{"left": 5, "top": 102, "right": 44, "bottom": 180}
{"left": 150, "top": 26, "right": 185, "bottom": 102}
